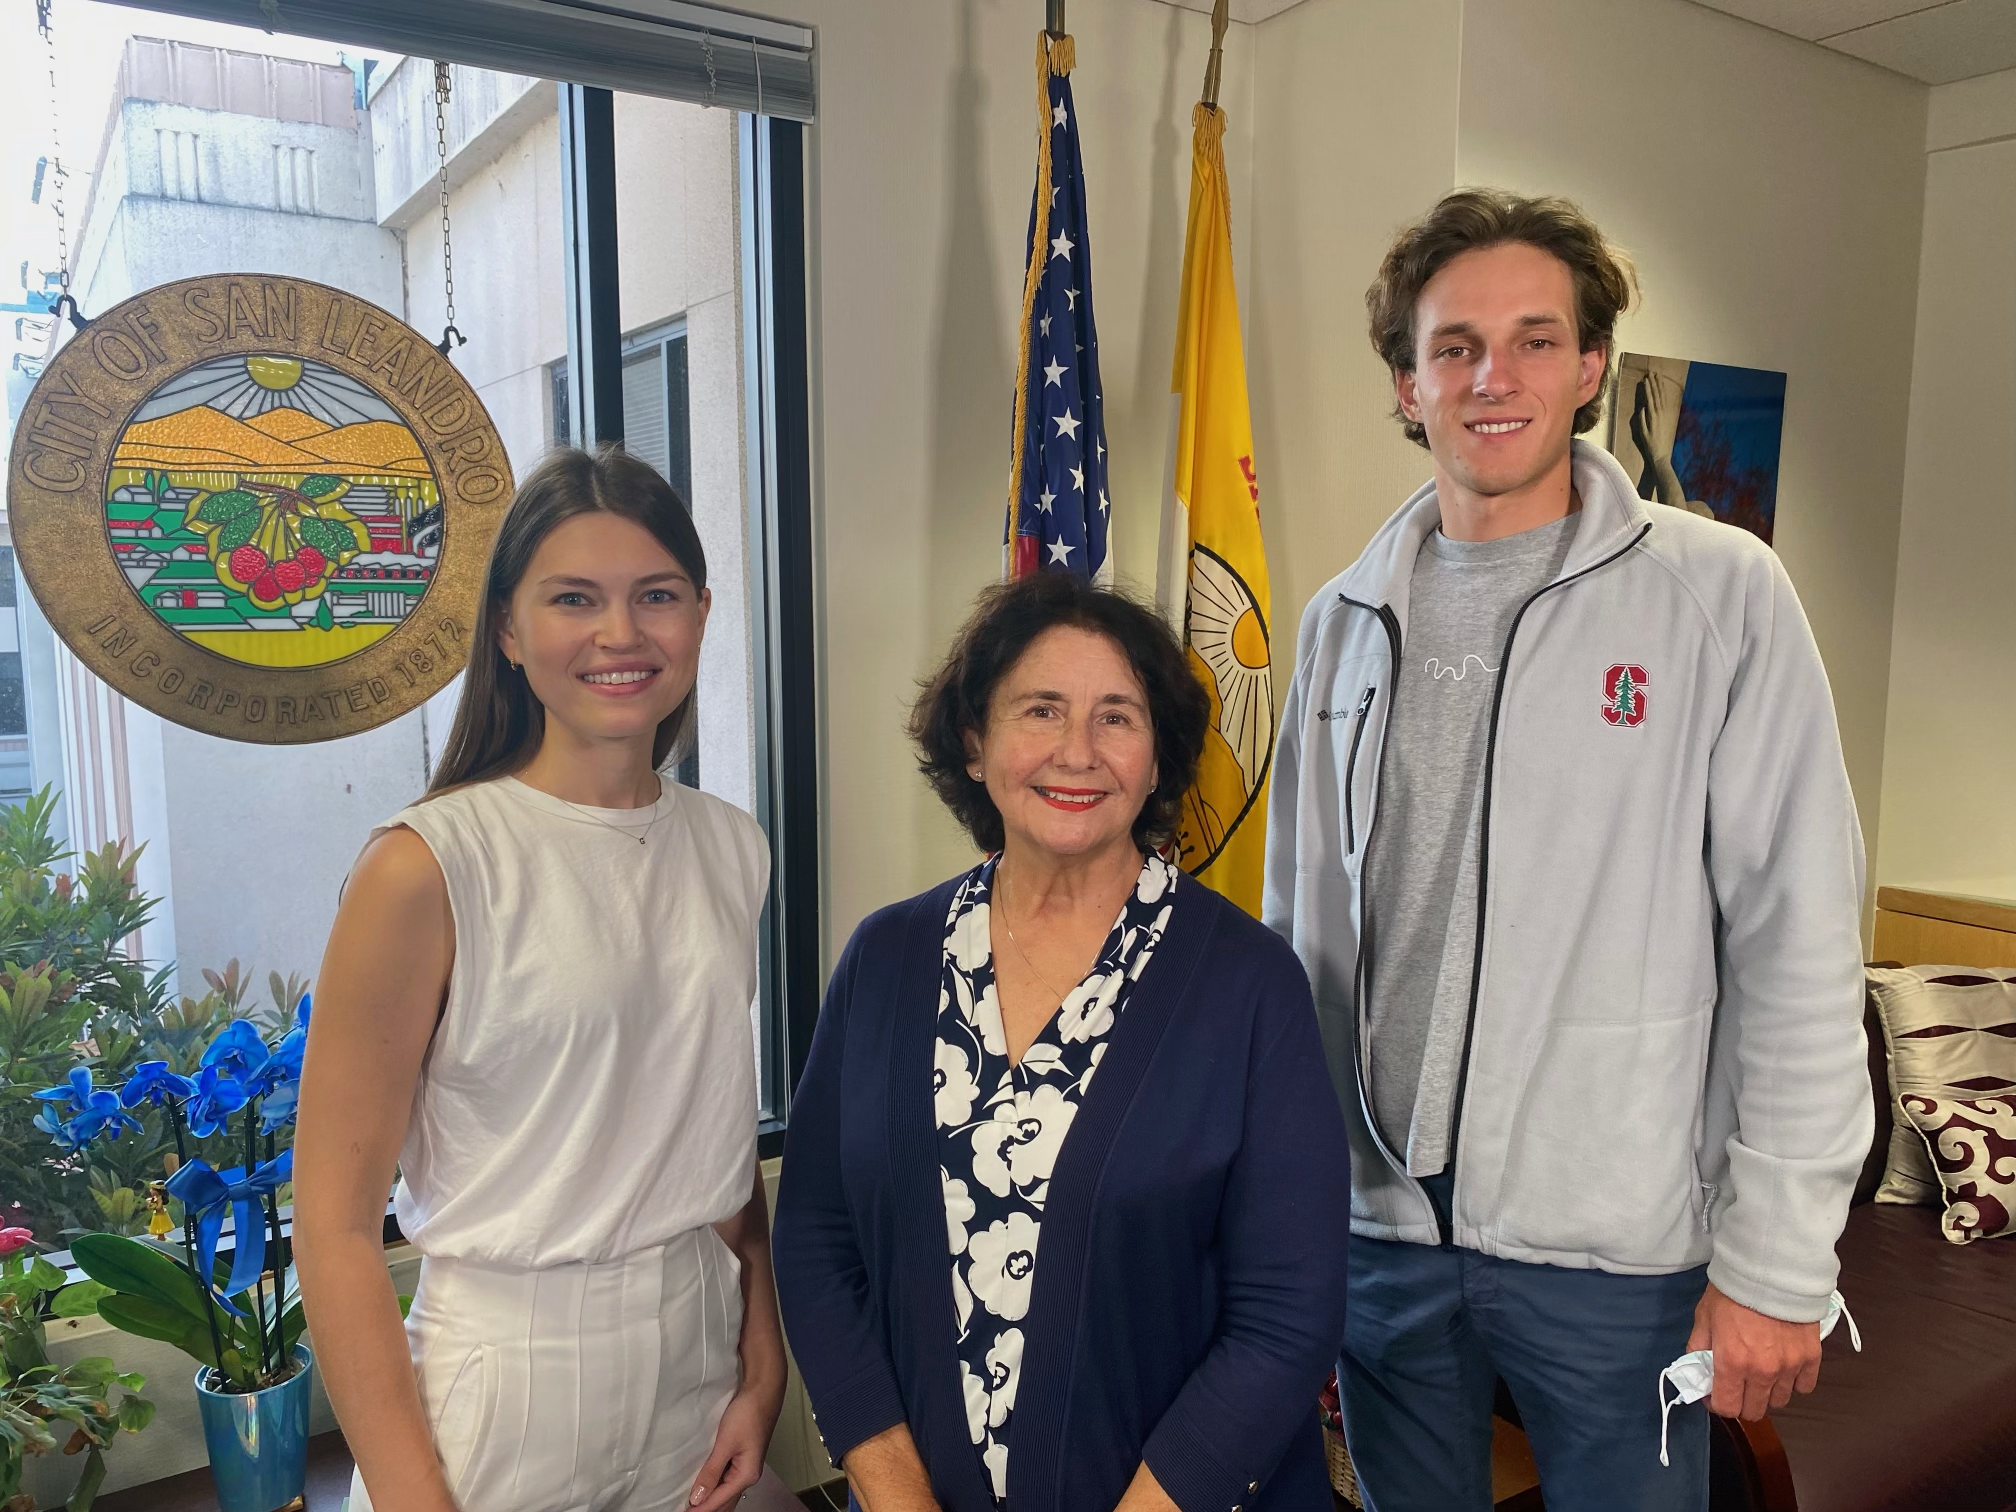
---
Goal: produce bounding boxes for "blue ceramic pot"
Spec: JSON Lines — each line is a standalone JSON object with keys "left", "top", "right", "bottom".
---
{"left": 192, "top": 1344, "right": 314, "bottom": 1512}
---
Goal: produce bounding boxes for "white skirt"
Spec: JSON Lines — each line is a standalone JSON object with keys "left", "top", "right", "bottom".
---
{"left": 350, "top": 1225, "right": 743, "bottom": 1512}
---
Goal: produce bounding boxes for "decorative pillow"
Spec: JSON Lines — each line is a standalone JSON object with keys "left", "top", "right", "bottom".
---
{"left": 1898, "top": 1094, "right": 2016, "bottom": 1242}
{"left": 1866, "top": 966, "right": 2016, "bottom": 1206}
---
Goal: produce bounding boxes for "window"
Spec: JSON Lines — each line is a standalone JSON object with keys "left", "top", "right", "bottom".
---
{"left": 0, "top": 658, "right": 24, "bottom": 740}
{"left": 547, "top": 325, "right": 693, "bottom": 515}
{"left": 3, "top": 1, "right": 819, "bottom": 1237}
{"left": 622, "top": 323, "right": 693, "bottom": 506}
{"left": 0, "top": 549, "right": 28, "bottom": 797}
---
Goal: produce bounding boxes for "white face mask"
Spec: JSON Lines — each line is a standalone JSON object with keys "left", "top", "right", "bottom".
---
{"left": 1656, "top": 1290, "right": 1860, "bottom": 1465}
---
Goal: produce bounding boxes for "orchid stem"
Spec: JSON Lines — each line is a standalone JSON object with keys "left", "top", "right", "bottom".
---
{"left": 168, "top": 1101, "right": 228, "bottom": 1380}
{"left": 244, "top": 1106, "right": 273, "bottom": 1383}
{"left": 262, "top": 1130, "right": 290, "bottom": 1377}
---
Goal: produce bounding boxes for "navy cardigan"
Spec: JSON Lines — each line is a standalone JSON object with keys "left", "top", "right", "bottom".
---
{"left": 772, "top": 871, "right": 1351, "bottom": 1512}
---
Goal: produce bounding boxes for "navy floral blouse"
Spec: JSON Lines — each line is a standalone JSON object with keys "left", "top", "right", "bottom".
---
{"left": 933, "top": 851, "right": 1179, "bottom": 1500}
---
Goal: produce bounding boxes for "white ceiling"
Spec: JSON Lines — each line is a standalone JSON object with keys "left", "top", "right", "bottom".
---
{"left": 1155, "top": 0, "right": 1308, "bottom": 24}
{"left": 1158, "top": 0, "right": 2016, "bottom": 84}
{"left": 1689, "top": 0, "right": 2016, "bottom": 84}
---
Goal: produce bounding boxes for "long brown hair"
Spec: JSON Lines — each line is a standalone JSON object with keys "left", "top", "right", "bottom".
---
{"left": 425, "top": 445, "right": 708, "bottom": 797}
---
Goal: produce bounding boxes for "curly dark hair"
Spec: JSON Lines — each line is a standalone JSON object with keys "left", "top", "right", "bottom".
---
{"left": 910, "top": 574, "right": 1209, "bottom": 855}
{"left": 1366, "top": 187, "right": 1639, "bottom": 447}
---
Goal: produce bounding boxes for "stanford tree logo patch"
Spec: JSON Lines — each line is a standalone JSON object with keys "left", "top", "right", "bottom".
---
{"left": 1603, "top": 664, "right": 1648, "bottom": 727}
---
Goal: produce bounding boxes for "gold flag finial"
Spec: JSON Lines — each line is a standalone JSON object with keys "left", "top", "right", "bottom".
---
{"left": 1201, "top": 0, "right": 1230, "bottom": 109}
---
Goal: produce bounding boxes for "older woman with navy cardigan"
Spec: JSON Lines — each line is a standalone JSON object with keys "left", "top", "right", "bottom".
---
{"left": 773, "top": 574, "right": 1351, "bottom": 1512}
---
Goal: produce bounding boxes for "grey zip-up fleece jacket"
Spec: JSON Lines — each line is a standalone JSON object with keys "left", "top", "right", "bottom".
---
{"left": 1263, "top": 440, "right": 1869, "bottom": 1323}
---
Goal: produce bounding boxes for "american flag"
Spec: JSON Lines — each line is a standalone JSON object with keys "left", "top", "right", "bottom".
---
{"left": 1006, "top": 37, "right": 1110, "bottom": 581}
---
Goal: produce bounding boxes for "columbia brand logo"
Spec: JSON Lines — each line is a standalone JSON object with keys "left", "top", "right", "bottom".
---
{"left": 1603, "top": 664, "right": 1648, "bottom": 727}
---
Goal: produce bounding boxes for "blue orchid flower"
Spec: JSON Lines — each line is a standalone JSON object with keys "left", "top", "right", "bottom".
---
{"left": 245, "top": 995, "right": 311, "bottom": 1128}
{"left": 165, "top": 1150, "right": 292, "bottom": 1316}
{"left": 247, "top": 1027, "right": 304, "bottom": 1099}
{"left": 256, "top": 1080, "right": 298, "bottom": 1134}
{"left": 120, "top": 1060, "right": 196, "bottom": 1109}
{"left": 31, "top": 1068, "right": 143, "bottom": 1150}
{"left": 183, "top": 1064, "right": 250, "bottom": 1139}
{"left": 32, "top": 1067, "right": 98, "bottom": 1116}
{"left": 32, "top": 1100, "right": 84, "bottom": 1152}
{"left": 200, "top": 1019, "right": 270, "bottom": 1082}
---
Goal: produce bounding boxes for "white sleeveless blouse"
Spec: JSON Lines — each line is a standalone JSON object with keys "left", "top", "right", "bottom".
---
{"left": 375, "top": 776, "right": 769, "bottom": 1267}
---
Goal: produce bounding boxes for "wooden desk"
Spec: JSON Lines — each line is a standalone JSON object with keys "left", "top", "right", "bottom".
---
{"left": 1872, "top": 886, "right": 2016, "bottom": 969}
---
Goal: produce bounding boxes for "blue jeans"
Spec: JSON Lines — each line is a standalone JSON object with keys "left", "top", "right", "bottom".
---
{"left": 1341, "top": 1176, "right": 1709, "bottom": 1512}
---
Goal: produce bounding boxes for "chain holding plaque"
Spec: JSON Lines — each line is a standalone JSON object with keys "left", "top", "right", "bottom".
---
{"left": 7, "top": 276, "right": 513, "bottom": 743}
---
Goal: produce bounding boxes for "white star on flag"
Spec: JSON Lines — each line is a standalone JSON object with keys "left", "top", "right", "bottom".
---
{"left": 1099, "top": 490, "right": 1110, "bottom": 514}
{"left": 1006, "top": 50, "right": 1110, "bottom": 583}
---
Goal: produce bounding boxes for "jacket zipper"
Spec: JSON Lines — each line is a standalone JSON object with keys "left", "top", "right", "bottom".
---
{"left": 1342, "top": 684, "right": 1377, "bottom": 854}
{"left": 1336, "top": 599, "right": 1411, "bottom": 1184}
{"left": 1439, "top": 524, "right": 1653, "bottom": 1246}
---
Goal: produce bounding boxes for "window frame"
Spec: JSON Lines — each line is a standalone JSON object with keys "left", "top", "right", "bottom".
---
{"left": 740, "top": 114, "right": 819, "bottom": 1146}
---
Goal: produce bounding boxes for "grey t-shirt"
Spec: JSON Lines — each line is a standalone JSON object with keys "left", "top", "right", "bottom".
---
{"left": 1364, "top": 511, "right": 1578, "bottom": 1176}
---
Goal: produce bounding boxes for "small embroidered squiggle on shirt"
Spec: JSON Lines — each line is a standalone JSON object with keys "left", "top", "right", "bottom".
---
{"left": 1425, "top": 654, "right": 1500, "bottom": 681}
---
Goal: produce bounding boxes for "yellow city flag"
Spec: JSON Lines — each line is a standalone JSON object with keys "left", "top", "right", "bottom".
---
{"left": 1157, "top": 101, "right": 1273, "bottom": 917}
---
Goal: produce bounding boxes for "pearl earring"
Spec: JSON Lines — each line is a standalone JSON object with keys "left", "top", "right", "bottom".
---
{"left": 969, "top": 767, "right": 983, "bottom": 781}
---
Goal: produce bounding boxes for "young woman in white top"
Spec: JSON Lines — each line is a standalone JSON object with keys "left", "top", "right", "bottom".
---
{"left": 294, "top": 446, "right": 785, "bottom": 1512}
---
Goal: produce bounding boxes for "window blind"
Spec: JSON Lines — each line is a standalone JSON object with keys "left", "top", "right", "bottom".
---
{"left": 622, "top": 346, "right": 670, "bottom": 482}
{"left": 120, "top": 0, "right": 815, "bottom": 121}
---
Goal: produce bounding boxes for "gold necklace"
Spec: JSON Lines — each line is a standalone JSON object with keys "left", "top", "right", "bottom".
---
{"left": 552, "top": 778, "right": 666, "bottom": 846}
{"left": 995, "top": 862, "right": 1115, "bottom": 1004}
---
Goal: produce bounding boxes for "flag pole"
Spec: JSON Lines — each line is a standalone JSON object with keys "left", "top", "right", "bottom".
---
{"left": 1202, "top": 0, "right": 1229, "bottom": 108}
{"left": 1047, "top": 0, "right": 1066, "bottom": 39}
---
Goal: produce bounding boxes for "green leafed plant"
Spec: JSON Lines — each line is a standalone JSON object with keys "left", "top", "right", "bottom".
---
{"left": 0, "top": 1237, "right": 152, "bottom": 1512}
{"left": 0, "top": 792, "right": 295, "bottom": 1243}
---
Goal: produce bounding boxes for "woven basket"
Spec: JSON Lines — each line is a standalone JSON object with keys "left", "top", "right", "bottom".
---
{"left": 1323, "top": 1424, "right": 1361, "bottom": 1506}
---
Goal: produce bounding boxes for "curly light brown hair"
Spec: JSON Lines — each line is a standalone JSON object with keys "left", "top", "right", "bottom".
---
{"left": 1366, "top": 188, "right": 1639, "bottom": 448}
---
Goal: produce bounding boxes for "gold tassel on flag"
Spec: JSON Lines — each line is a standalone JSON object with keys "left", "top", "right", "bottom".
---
{"left": 1158, "top": 0, "right": 1274, "bottom": 916}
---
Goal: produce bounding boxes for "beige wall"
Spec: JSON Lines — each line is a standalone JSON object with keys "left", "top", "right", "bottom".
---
{"left": 1457, "top": 3, "right": 1925, "bottom": 893}
{"left": 1876, "top": 70, "right": 2016, "bottom": 901}
{"left": 798, "top": 0, "right": 1948, "bottom": 960}
{"left": 1242, "top": 0, "right": 1927, "bottom": 913}
{"left": 1247, "top": 0, "right": 1464, "bottom": 642}
{"left": 795, "top": 0, "right": 1256, "bottom": 955}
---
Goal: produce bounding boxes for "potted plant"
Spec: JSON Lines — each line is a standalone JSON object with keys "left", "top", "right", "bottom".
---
{"left": 0, "top": 1228, "right": 154, "bottom": 1512}
{"left": 42, "top": 1006, "right": 315, "bottom": 1512}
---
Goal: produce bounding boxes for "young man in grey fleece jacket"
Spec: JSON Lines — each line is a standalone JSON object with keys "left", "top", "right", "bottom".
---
{"left": 1263, "top": 190, "right": 1869, "bottom": 1511}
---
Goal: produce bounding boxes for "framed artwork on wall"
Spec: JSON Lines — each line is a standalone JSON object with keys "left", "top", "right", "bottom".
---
{"left": 1608, "top": 353, "right": 1786, "bottom": 544}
